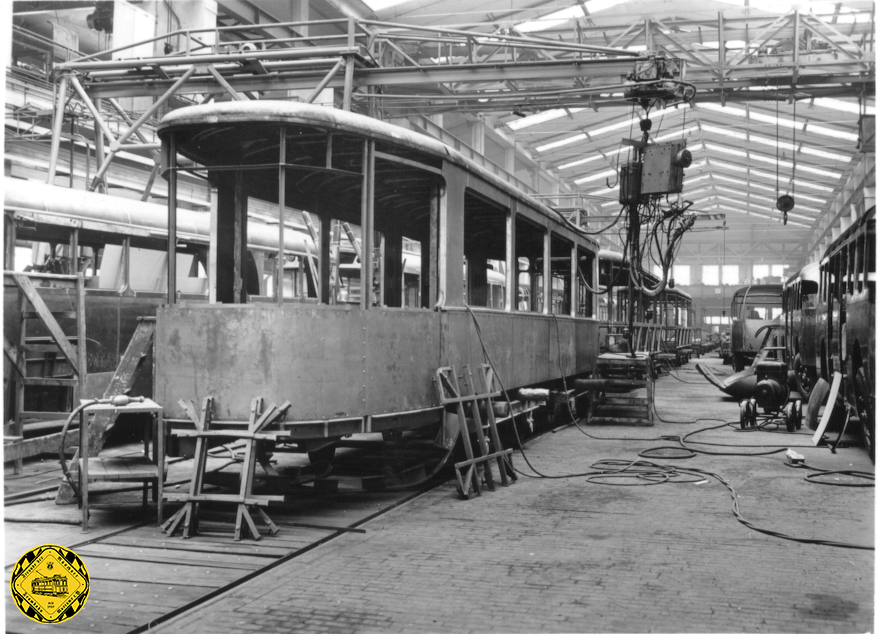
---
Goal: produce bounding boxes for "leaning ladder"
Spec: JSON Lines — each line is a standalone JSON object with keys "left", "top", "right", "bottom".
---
{"left": 3, "top": 272, "right": 87, "bottom": 474}
{"left": 434, "top": 364, "right": 515, "bottom": 499}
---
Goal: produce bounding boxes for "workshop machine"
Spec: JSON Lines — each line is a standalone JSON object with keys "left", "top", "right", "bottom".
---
{"left": 739, "top": 326, "right": 803, "bottom": 432}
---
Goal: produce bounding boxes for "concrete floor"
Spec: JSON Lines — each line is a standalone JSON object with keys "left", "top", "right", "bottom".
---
{"left": 151, "top": 357, "right": 875, "bottom": 634}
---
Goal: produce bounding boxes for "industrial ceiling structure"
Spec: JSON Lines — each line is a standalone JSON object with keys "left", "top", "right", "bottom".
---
{"left": 8, "top": 0, "right": 876, "bottom": 278}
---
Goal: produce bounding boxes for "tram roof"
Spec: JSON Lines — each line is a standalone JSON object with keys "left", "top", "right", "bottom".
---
{"left": 159, "top": 101, "right": 597, "bottom": 250}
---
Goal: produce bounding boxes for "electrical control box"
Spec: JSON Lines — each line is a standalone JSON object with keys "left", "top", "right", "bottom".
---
{"left": 640, "top": 141, "right": 690, "bottom": 196}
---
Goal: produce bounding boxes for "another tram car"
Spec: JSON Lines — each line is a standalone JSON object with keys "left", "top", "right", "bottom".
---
{"left": 3, "top": 178, "right": 315, "bottom": 423}
{"left": 783, "top": 262, "right": 820, "bottom": 401}
{"left": 596, "top": 249, "right": 694, "bottom": 360}
{"left": 153, "top": 102, "right": 601, "bottom": 449}
{"left": 729, "top": 284, "right": 784, "bottom": 371}
{"left": 817, "top": 206, "right": 875, "bottom": 460}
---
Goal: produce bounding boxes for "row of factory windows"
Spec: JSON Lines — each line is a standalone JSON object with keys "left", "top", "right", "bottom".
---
{"left": 650, "top": 263, "right": 789, "bottom": 286}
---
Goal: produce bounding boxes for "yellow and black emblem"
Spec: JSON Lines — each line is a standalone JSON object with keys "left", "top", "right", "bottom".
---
{"left": 10, "top": 544, "right": 89, "bottom": 624}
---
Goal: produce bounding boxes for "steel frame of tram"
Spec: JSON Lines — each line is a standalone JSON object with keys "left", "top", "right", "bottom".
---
{"left": 596, "top": 249, "right": 695, "bottom": 364}
{"left": 153, "top": 101, "right": 603, "bottom": 449}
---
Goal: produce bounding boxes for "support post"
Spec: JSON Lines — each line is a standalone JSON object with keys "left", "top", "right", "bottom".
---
{"left": 47, "top": 73, "right": 70, "bottom": 185}
{"left": 277, "top": 127, "right": 286, "bottom": 304}
{"left": 360, "top": 140, "right": 375, "bottom": 309}
{"left": 168, "top": 135, "right": 177, "bottom": 304}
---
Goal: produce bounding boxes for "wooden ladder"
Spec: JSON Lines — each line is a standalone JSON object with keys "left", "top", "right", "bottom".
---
{"left": 434, "top": 364, "right": 515, "bottom": 499}
{"left": 3, "top": 272, "right": 86, "bottom": 474}
{"left": 163, "top": 396, "right": 291, "bottom": 541}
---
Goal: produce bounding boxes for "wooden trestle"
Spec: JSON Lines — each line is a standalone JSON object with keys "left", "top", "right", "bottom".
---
{"left": 162, "top": 396, "right": 291, "bottom": 541}
{"left": 434, "top": 364, "right": 516, "bottom": 499}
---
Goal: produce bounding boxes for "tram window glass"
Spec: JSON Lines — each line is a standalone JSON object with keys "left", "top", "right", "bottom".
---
{"left": 330, "top": 220, "right": 372, "bottom": 305}
{"left": 463, "top": 191, "right": 507, "bottom": 308}
{"left": 402, "top": 237, "right": 422, "bottom": 308}
{"left": 576, "top": 247, "right": 594, "bottom": 318}
{"left": 515, "top": 215, "right": 544, "bottom": 312}
{"left": 550, "top": 234, "right": 572, "bottom": 315}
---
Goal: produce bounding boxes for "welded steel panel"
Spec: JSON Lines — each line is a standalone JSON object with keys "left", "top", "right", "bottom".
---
{"left": 156, "top": 305, "right": 367, "bottom": 421}
{"left": 363, "top": 309, "right": 441, "bottom": 414}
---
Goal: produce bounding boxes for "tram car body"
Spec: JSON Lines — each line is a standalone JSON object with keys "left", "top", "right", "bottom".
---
{"left": 783, "top": 262, "right": 820, "bottom": 400}
{"left": 729, "top": 284, "right": 783, "bottom": 372}
{"left": 154, "top": 102, "right": 600, "bottom": 443}
{"left": 31, "top": 575, "right": 68, "bottom": 596}
{"left": 817, "top": 206, "right": 875, "bottom": 459}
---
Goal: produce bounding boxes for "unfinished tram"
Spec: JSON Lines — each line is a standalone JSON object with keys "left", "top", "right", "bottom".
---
{"left": 155, "top": 102, "right": 600, "bottom": 448}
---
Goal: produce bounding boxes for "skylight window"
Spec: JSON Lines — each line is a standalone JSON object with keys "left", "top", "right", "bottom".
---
{"left": 558, "top": 154, "right": 607, "bottom": 170}
{"left": 361, "top": 0, "right": 413, "bottom": 11}
{"left": 704, "top": 143, "right": 842, "bottom": 179}
{"left": 515, "top": 0, "right": 628, "bottom": 32}
{"left": 536, "top": 118, "right": 637, "bottom": 152}
{"left": 507, "top": 108, "right": 585, "bottom": 131}
{"left": 699, "top": 102, "right": 860, "bottom": 142}
{"left": 684, "top": 174, "right": 711, "bottom": 185}
{"left": 701, "top": 125, "right": 851, "bottom": 162}
{"left": 574, "top": 169, "right": 618, "bottom": 185}
{"left": 709, "top": 159, "right": 835, "bottom": 192}
{"left": 813, "top": 98, "right": 875, "bottom": 116}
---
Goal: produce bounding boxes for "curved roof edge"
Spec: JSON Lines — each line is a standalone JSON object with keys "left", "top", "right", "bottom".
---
{"left": 159, "top": 101, "right": 598, "bottom": 250}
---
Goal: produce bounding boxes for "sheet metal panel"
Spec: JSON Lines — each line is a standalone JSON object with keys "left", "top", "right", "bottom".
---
{"left": 363, "top": 309, "right": 441, "bottom": 414}
{"left": 156, "top": 305, "right": 367, "bottom": 420}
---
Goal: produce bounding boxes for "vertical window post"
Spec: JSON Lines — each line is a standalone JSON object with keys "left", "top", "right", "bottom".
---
{"left": 360, "top": 139, "right": 375, "bottom": 309}
{"left": 167, "top": 134, "right": 177, "bottom": 304}
{"left": 277, "top": 127, "right": 286, "bottom": 305}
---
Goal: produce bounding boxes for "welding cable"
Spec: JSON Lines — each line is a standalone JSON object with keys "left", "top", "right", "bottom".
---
{"left": 591, "top": 458, "right": 874, "bottom": 550}
{"left": 637, "top": 446, "right": 696, "bottom": 459}
{"left": 465, "top": 306, "right": 648, "bottom": 479}
{"left": 58, "top": 399, "right": 100, "bottom": 505}
{"left": 784, "top": 461, "right": 875, "bottom": 487}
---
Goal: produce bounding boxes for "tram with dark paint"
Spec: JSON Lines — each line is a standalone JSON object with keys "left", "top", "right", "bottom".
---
{"left": 729, "top": 284, "right": 784, "bottom": 372}
{"left": 783, "top": 262, "right": 820, "bottom": 401}
{"left": 817, "top": 206, "right": 875, "bottom": 460}
{"left": 154, "top": 102, "right": 601, "bottom": 448}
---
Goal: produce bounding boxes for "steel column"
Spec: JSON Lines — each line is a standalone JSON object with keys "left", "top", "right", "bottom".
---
{"left": 360, "top": 140, "right": 375, "bottom": 309}
{"left": 46, "top": 73, "right": 70, "bottom": 185}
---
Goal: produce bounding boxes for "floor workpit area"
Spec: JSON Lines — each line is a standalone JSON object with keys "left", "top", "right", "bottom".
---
{"left": 6, "top": 357, "right": 873, "bottom": 634}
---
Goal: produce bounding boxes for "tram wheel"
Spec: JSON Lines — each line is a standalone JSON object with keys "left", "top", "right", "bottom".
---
{"left": 793, "top": 354, "right": 815, "bottom": 403}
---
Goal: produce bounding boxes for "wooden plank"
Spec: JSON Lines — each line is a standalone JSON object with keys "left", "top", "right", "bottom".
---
{"left": 99, "top": 533, "right": 293, "bottom": 558}
{"left": 163, "top": 493, "right": 282, "bottom": 505}
{"left": 20, "top": 377, "right": 78, "bottom": 387}
{"left": 10, "top": 274, "right": 80, "bottom": 372}
{"left": 3, "top": 336, "right": 25, "bottom": 377}
{"left": 70, "top": 578, "right": 214, "bottom": 608}
{"left": 3, "top": 429, "right": 76, "bottom": 462}
{"left": 73, "top": 543, "right": 265, "bottom": 570}
{"left": 80, "top": 555, "right": 238, "bottom": 587}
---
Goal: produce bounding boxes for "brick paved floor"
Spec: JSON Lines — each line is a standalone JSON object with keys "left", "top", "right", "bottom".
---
{"left": 155, "top": 359, "right": 874, "bottom": 633}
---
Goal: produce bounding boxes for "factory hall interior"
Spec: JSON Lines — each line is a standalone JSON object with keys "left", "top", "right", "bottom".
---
{"left": 1, "top": 0, "right": 876, "bottom": 631}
